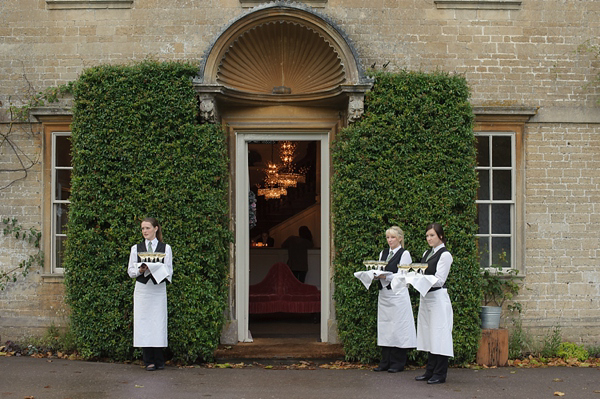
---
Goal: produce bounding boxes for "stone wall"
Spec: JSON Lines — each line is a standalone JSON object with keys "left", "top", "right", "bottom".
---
{"left": 0, "top": 0, "right": 599, "bottom": 345}
{"left": 1, "top": 1, "right": 598, "bottom": 109}
{"left": 0, "top": 124, "right": 68, "bottom": 341}
{"left": 519, "top": 122, "right": 600, "bottom": 343}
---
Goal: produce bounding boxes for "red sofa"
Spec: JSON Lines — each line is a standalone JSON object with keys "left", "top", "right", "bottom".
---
{"left": 249, "top": 262, "right": 321, "bottom": 314}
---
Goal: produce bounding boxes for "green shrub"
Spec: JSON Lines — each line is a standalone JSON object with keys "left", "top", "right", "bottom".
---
{"left": 585, "top": 344, "right": 600, "bottom": 358}
{"left": 508, "top": 317, "right": 533, "bottom": 359}
{"left": 557, "top": 342, "right": 589, "bottom": 362}
{"left": 64, "top": 61, "right": 231, "bottom": 363}
{"left": 539, "top": 325, "right": 562, "bottom": 358}
{"left": 332, "top": 70, "right": 481, "bottom": 364}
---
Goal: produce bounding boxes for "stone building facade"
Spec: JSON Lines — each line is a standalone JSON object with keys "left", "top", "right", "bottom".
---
{"left": 1, "top": 0, "right": 599, "bottom": 346}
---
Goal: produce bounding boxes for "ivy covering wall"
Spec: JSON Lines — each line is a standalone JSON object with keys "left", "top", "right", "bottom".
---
{"left": 64, "top": 61, "right": 231, "bottom": 362}
{"left": 332, "top": 71, "right": 481, "bottom": 364}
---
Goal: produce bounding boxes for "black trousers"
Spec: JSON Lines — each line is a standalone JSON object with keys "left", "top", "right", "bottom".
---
{"left": 378, "top": 346, "right": 408, "bottom": 370}
{"left": 423, "top": 353, "right": 449, "bottom": 380}
{"left": 142, "top": 347, "right": 165, "bottom": 367}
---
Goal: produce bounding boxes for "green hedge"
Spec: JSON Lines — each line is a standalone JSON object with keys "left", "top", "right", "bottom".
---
{"left": 332, "top": 70, "right": 481, "bottom": 364}
{"left": 64, "top": 61, "right": 231, "bottom": 363}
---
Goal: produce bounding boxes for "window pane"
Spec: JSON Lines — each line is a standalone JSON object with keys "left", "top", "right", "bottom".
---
{"left": 55, "top": 203, "right": 69, "bottom": 234}
{"left": 55, "top": 136, "right": 72, "bottom": 167}
{"left": 492, "top": 136, "right": 511, "bottom": 167}
{"left": 478, "top": 237, "right": 490, "bottom": 268}
{"left": 476, "top": 136, "right": 489, "bottom": 167}
{"left": 491, "top": 204, "right": 511, "bottom": 234}
{"left": 477, "top": 203, "right": 489, "bottom": 234}
{"left": 492, "top": 169, "right": 512, "bottom": 200}
{"left": 55, "top": 235, "right": 66, "bottom": 270}
{"left": 477, "top": 169, "right": 490, "bottom": 200}
{"left": 55, "top": 169, "right": 71, "bottom": 201}
{"left": 492, "top": 237, "right": 511, "bottom": 267}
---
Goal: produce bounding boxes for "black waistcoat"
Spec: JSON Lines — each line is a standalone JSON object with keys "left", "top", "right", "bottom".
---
{"left": 136, "top": 241, "right": 166, "bottom": 285}
{"left": 421, "top": 247, "right": 448, "bottom": 276}
{"left": 378, "top": 247, "right": 406, "bottom": 290}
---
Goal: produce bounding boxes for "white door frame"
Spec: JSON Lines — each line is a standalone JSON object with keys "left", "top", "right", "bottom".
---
{"left": 235, "top": 132, "right": 331, "bottom": 343}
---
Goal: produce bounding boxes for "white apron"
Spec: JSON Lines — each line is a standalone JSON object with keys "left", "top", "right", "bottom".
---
{"left": 377, "top": 284, "right": 417, "bottom": 348}
{"left": 133, "top": 280, "right": 168, "bottom": 347}
{"left": 416, "top": 288, "right": 453, "bottom": 357}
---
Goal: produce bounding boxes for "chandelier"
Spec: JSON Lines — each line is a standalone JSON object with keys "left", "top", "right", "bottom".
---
{"left": 257, "top": 141, "right": 307, "bottom": 200}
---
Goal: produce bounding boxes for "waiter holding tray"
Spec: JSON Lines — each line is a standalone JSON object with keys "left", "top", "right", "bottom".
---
{"left": 373, "top": 226, "right": 417, "bottom": 373}
{"left": 127, "top": 217, "right": 173, "bottom": 371}
{"left": 415, "top": 222, "right": 453, "bottom": 384}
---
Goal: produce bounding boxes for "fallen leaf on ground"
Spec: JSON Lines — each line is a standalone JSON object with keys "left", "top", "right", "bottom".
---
{"left": 554, "top": 392, "right": 565, "bottom": 396}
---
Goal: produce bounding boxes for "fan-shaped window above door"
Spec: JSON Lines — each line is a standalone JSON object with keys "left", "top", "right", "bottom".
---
{"left": 217, "top": 21, "right": 346, "bottom": 96}
{"left": 195, "top": 3, "right": 373, "bottom": 122}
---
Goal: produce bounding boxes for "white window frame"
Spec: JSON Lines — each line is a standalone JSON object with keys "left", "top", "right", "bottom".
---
{"left": 50, "top": 132, "right": 72, "bottom": 274}
{"left": 476, "top": 132, "right": 516, "bottom": 269}
{"left": 473, "top": 109, "right": 534, "bottom": 274}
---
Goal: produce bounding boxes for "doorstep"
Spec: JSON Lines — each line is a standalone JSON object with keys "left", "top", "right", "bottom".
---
{"left": 214, "top": 337, "right": 345, "bottom": 362}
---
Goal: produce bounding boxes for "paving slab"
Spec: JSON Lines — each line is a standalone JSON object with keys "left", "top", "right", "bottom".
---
{"left": 1, "top": 356, "right": 599, "bottom": 399}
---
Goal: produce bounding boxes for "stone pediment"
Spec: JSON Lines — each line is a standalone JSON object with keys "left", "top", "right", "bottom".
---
{"left": 195, "top": 2, "right": 372, "bottom": 120}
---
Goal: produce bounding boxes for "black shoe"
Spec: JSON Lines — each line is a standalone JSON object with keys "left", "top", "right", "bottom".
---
{"left": 387, "top": 368, "right": 403, "bottom": 373}
{"left": 415, "top": 374, "right": 431, "bottom": 381}
{"left": 157, "top": 365, "right": 165, "bottom": 370}
{"left": 145, "top": 364, "right": 156, "bottom": 371}
{"left": 427, "top": 378, "right": 446, "bottom": 385}
{"left": 373, "top": 367, "right": 388, "bottom": 372}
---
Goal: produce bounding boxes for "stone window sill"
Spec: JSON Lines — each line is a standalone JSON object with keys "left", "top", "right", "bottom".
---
{"left": 41, "top": 274, "right": 65, "bottom": 283}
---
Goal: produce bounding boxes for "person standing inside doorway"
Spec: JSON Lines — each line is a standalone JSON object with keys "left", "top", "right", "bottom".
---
{"left": 415, "top": 222, "right": 453, "bottom": 384}
{"left": 282, "top": 225, "right": 314, "bottom": 283}
{"left": 127, "top": 217, "right": 173, "bottom": 371}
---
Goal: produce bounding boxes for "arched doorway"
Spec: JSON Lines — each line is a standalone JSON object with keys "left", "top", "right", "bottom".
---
{"left": 195, "top": 3, "right": 373, "bottom": 344}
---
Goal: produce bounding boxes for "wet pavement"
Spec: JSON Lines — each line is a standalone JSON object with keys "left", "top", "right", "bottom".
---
{"left": 1, "top": 356, "right": 599, "bottom": 399}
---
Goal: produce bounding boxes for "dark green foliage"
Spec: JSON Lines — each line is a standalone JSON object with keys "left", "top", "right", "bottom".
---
{"left": 64, "top": 61, "right": 231, "bottom": 363}
{"left": 332, "top": 70, "right": 481, "bottom": 364}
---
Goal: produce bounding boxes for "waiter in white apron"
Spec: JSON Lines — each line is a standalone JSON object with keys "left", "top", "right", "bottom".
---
{"left": 127, "top": 217, "right": 173, "bottom": 371}
{"left": 373, "top": 226, "right": 417, "bottom": 373}
{"left": 415, "top": 222, "right": 453, "bottom": 384}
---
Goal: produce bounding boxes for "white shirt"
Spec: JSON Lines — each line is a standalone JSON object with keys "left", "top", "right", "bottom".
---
{"left": 423, "top": 243, "right": 453, "bottom": 288}
{"left": 127, "top": 239, "right": 173, "bottom": 279}
{"left": 379, "top": 246, "right": 412, "bottom": 283}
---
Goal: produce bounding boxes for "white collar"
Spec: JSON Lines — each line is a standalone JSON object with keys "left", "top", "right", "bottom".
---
{"left": 389, "top": 246, "right": 401, "bottom": 254}
{"left": 432, "top": 243, "right": 445, "bottom": 253}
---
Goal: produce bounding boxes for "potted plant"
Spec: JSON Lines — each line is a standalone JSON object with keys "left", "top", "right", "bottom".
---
{"left": 480, "top": 255, "right": 521, "bottom": 329}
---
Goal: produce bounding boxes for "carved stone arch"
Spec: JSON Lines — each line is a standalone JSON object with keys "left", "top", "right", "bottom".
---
{"left": 195, "top": 2, "right": 372, "bottom": 122}
{"left": 217, "top": 21, "right": 346, "bottom": 96}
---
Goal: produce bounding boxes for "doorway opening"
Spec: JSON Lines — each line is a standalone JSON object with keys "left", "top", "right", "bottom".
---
{"left": 247, "top": 140, "right": 320, "bottom": 341}
{"left": 235, "top": 132, "right": 331, "bottom": 344}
